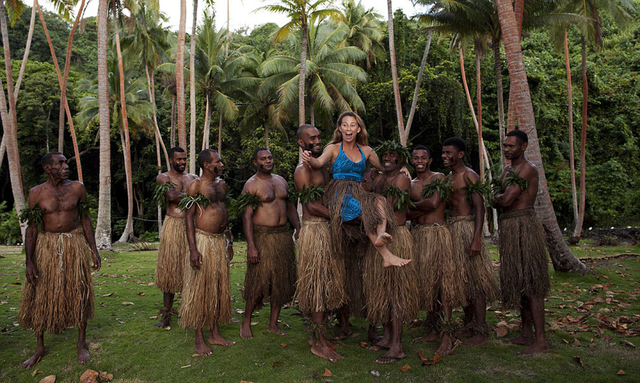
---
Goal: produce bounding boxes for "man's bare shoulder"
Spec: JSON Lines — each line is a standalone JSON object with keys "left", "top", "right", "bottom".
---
{"left": 242, "top": 175, "right": 258, "bottom": 193}
{"left": 28, "top": 183, "right": 47, "bottom": 205}
{"left": 392, "top": 173, "right": 411, "bottom": 189}
{"left": 432, "top": 172, "right": 446, "bottom": 180}
{"left": 272, "top": 173, "right": 288, "bottom": 186}
{"left": 157, "top": 172, "right": 171, "bottom": 183}
{"left": 464, "top": 167, "right": 480, "bottom": 183}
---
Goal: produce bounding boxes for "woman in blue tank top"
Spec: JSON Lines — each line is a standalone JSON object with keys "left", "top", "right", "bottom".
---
{"left": 302, "top": 112, "right": 411, "bottom": 268}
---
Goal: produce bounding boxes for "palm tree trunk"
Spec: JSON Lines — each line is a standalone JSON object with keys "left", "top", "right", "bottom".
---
{"left": 146, "top": 66, "right": 170, "bottom": 169}
{"left": 14, "top": 0, "right": 37, "bottom": 101}
{"left": 404, "top": 29, "right": 432, "bottom": 138}
{"left": 573, "top": 37, "right": 588, "bottom": 242}
{"left": 299, "top": 19, "right": 308, "bottom": 126}
{"left": 58, "top": 101, "right": 64, "bottom": 152}
{"left": 217, "top": 113, "right": 223, "bottom": 155}
{"left": 189, "top": 0, "right": 198, "bottom": 174}
{"left": 155, "top": 132, "right": 163, "bottom": 237}
{"left": 309, "top": 92, "right": 314, "bottom": 126}
{"left": 492, "top": 40, "right": 506, "bottom": 169}
{"left": 475, "top": 41, "right": 484, "bottom": 181}
{"left": 506, "top": 0, "right": 525, "bottom": 133}
{"left": 176, "top": 0, "right": 187, "bottom": 149}
{"left": 112, "top": 5, "right": 134, "bottom": 243}
{"left": 496, "top": 0, "right": 588, "bottom": 273}
{"left": 265, "top": 123, "right": 269, "bottom": 149}
{"left": 564, "top": 30, "right": 579, "bottom": 237}
{"left": 95, "top": 0, "right": 111, "bottom": 250}
{"left": 0, "top": 2, "right": 26, "bottom": 238}
{"left": 201, "top": 93, "right": 210, "bottom": 150}
{"left": 387, "top": 0, "right": 406, "bottom": 146}
{"left": 37, "top": 4, "right": 84, "bottom": 182}
{"left": 0, "top": 133, "right": 5, "bottom": 168}
{"left": 170, "top": 94, "right": 176, "bottom": 147}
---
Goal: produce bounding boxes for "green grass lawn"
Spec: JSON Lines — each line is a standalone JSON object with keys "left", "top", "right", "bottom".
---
{"left": 1, "top": 241, "right": 639, "bottom": 383}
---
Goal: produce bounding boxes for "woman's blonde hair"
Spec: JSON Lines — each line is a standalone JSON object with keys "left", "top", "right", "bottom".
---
{"left": 330, "top": 111, "right": 369, "bottom": 146}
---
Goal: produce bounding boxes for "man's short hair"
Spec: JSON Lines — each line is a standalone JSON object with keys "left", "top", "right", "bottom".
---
{"left": 168, "top": 146, "right": 186, "bottom": 159}
{"left": 442, "top": 137, "right": 466, "bottom": 153}
{"left": 198, "top": 149, "right": 218, "bottom": 169}
{"left": 412, "top": 145, "right": 431, "bottom": 158}
{"left": 252, "top": 147, "right": 270, "bottom": 161}
{"left": 506, "top": 129, "right": 529, "bottom": 144}
{"left": 41, "top": 152, "right": 63, "bottom": 166}
{"left": 296, "top": 124, "right": 317, "bottom": 140}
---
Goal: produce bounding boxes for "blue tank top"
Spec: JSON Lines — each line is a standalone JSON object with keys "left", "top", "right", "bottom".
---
{"left": 331, "top": 143, "right": 366, "bottom": 221}
{"left": 332, "top": 143, "right": 366, "bottom": 181}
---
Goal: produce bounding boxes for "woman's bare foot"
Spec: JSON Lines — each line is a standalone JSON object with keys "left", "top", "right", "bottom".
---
{"left": 505, "top": 334, "right": 534, "bottom": 346}
{"left": 518, "top": 340, "right": 549, "bottom": 355}
{"left": 381, "top": 253, "right": 412, "bottom": 268}
{"left": 374, "top": 232, "right": 393, "bottom": 247}
{"left": 77, "top": 342, "right": 91, "bottom": 364}
{"left": 22, "top": 348, "right": 44, "bottom": 369}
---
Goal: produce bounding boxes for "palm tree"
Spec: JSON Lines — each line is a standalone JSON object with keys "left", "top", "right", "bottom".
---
{"left": 195, "top": 13, "right": 258, "bottom": 155}
{"left": 567, "top": 0, "right": 634, "bottom": 242}
{"left": 386, "top": 0, "right": 405, "bottom": 145}
{"left": 176, "top": 0, "right": 186, "bottom": 148}
{"left": 337, "top": 0, "right": 385, "bottom": 69}
{"left": 96, "top": 0, "right": 111, "bottom": 250}
{"left": 259, "top": 20, "right": 367, "bottom": 128}
{"left": 495, "top": 0, "right": 588, "bottom": 273}
{"left": 188, "top": 0, "right": 198, "bottom": 173}
{"left": 260, "top": 0, "right": 342, "bottom": 126}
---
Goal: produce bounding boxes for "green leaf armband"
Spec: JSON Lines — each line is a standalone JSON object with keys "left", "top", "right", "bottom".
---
{"left": 153, "top": 181, "right": 176, "bottom": 208}
{"left": 19, "top": 205, "right": 44, "bottom": 231}
{"left": 464, "top": 177, "right": 491, "bottom": 205}
{"left": 294, "top": 185, "right": 325, "bottom": 205}
{"left": 503, "top": 171, "right": 529, "bottom": 191}
{"left": 422, "top": 177, "right": 453, "bottom": 202}
{"left": 232, "top": 192, "right": 262, "bottom": 217}
{"left": 382, "top": 185, "right": 415, "bottom": 211}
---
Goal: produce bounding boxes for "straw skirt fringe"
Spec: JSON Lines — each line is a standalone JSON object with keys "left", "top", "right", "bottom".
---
{"left": 294, "top": 218, "right": 347, "bottom": 314}
{"left": 243, "top": 225, "right": 296, "bottom": 309}
{"left": 19, "top": 227, "right": 94, "bottom": 335}
{"left": 448, "top": 216, "right": 498, "bottom": 303}
{"left": 498, "top": 209, "right": 550, "bottom": 309}
{"left": 179, "top": 229, "right": 231, "bottom": 329}
{"left": 363, "top": 225, "right": 419, "bottom": 324}
{"left": 412, "top": 223, "right": 467, "bottom": 311}
{"left": 155, "top": 215, "right": 188, "bottom": 293}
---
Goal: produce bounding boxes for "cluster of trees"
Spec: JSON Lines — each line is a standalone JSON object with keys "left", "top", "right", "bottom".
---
{"left": 1, "top": 0, "right": 638, "bottom": 271}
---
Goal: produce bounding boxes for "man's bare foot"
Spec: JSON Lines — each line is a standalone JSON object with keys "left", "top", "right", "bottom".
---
{"left": 240, "top": 322, "right": 253, "bottom": 339}
{"left": 455, "top": 327, "right": 474, "bottom": 339}
{"left": 194, "top": 340, "right": 213, "bottom": 356}
{"left": 413, "top": 329, "right": 440, "bottom": 343}
{"left": 311, "top": 342, "right": 343, "bottom": 361}
{"left": 374, "top": 232, "right": 393, "bottom": 247}
{"left": 463, "top": 333, "right": 487, "bottom": 347}
{"left": 77, "top": 343, "right": 91, "bottom": 364}
{"left": 333, "top": 329, "right": 352, "bottom": 341}
{"left": 518, "top": 340, "right": 549, "bottom": 355}
{"left": 320, "top": 336, "right": 338, "bottom": 350}
{"left": 435, "top": 334, "right": 453, "bottom": 355}
{"left": 208, "top": 334, "right": 236, "bottom": 346}
{"left": 22, "top": 349, "right": 44, "bottom": 369}
{"left": 267, "top": 325, "right": 286, "bottom": 336}
{"left": 154, "top": 317, "right": 170, "bottom": 328}
{"left": 505, "top": 334, "right": 534, "bottom": 346}
{"left": 375, "top": 351, "right": 406, "bottom": 364}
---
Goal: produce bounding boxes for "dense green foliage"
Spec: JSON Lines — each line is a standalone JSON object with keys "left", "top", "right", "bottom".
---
{"left": 1, "top": 5, "right": 639, "bottom": 243}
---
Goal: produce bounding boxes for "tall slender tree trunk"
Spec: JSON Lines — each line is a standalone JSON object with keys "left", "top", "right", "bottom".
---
{"left": 155, "top": 132, "right": 162, "bottom": 237}
{"left": 170, "top": 94, "right": 176, "bottom": 147}
{"left": 201, "top": 93, "right": 210, "bottom": 150}
{"left": 113, "top": 6, "right": 134, "bottom": 243}
{"left": 265, "top": 123, "right": 269, "bottom": 149}
{"left": 0, "top": 133, "right": 5, "bottom": 168}
{"left": 0, "top": 2, "right": 26, "bottom": 238}
{"left": 299, "top": 19, "right": 308, "bottom": 126}
{"left": 496, "top": 0, "right": 588, "bottom": 273}
{"left": 387, "top": 0, "right": 406, "bottom": 146}
{"left": 145, "top": 66, "right": 170, "bottom": 170}
{"left": 474, "top": 41, "right": 484, "bottom": 181}
{"left": 176, "top": 0, "right": 187, "bottom": 149}
{"left": 506, "top": 0, "right": 525, "bottom": 132}
{"left": 96, "top": 0, "right": 111, "bottom": 250}
{"left": 189, "top": 0, "right": 198, "bottom": 173}
{"left": 492, "top": 40, "right": 506, "bottom": 169}
{"left": 573, "top": 37, "right": 588, "bottom": 242}
{"left": 37, "top": 4, "right": 84, "bottom": 182}
{"left": 217, "top": 113, "right": 223, "bottom": 155}
{"left": 404, "top": 29, "right": 432, "bottom": 138}
{"left": 564, "top": 30, "right": 579, "bottom": 237}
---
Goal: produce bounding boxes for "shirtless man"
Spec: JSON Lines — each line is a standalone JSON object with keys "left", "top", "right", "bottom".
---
{"left": 293, "top": 124, "right": 345, "bottom": 361}
{"left": 442, "top": 137, "right": 498, "bottom": 346}
{"left": 154, "top": 147, "right": 196, "bottom": 328}
{"left": 180, "top": 149, "right": 235, "bottom": 355}
{"left": 492, "top": 130, "right": 550, "bottom": 354}
{"left": 366, "top": 142, "right": 419, "bottom": 363}
{"left": 19, "top": 152, "right": 101, "bottom": 368}
{"left": 409, "top": 146, "right": 466, "bottom": 355}
{"left": 240, "top": 148, "right": 301, "bottom": 339}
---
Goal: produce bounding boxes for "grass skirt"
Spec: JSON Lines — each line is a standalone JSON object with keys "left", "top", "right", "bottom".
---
{"left": 294, "top": 218, "right": 347, "bottom": 314}
{"left": 155, "top": 215, "right": 188, "bottom": 293}
{"left": 363, "top": 225, "right": 419, "bottom": 324}
{"left": 324, "top": 179, "right": 397, "bottom": 259}
{"left": 498, "top": 209, "right": 551, "bottom": 309}
{"left": 448, "top": 216, "right": 498, "bottom": 304}
{"left": 342, "top": 225, "right": 368, "bottom": 318}
{"left": 19, "top": 227, "right": 94, "bottom": 335}
{"left": 179, "top": 230, "right": 231, "bottom": 329}
{"left": 243, "top": 225, "right": 296, "bottom": 309}
{"left": 412, "top": 223, "right": 467, "bottom": 311}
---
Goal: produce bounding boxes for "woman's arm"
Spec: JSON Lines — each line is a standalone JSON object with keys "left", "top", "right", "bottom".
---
{"left": 303, "top": 144, "right": 336, "bottom": 169}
